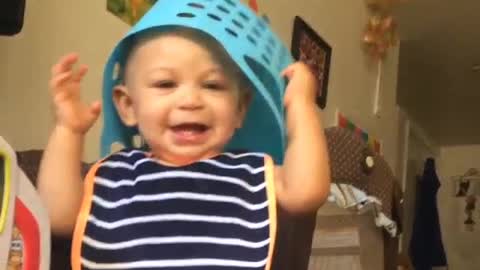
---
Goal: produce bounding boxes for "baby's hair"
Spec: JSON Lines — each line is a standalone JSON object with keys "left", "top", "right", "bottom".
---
{"left": 123, "top": 26, "right": 253, "bottom": 105}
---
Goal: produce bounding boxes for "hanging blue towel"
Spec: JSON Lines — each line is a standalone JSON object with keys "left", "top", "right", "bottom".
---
{"left": 409, "top": 158, "right": 448, "bottom": 269}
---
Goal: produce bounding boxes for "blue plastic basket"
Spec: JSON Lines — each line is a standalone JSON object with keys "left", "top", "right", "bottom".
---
{"left": 101, "top": 0, "right": 293, "bottom": 164}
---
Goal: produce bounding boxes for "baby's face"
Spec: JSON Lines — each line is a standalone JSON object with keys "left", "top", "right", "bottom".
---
{"left": 124, "top": 35, "right": 247, "bottom": 165}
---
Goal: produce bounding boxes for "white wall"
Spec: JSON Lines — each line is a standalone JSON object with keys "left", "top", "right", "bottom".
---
{"left": 437, "top": 145, "right": 480, "bottom": 270}
{"left": 0, "top": 0, "right": 128, "bottom": 160}
{"left": 1, "top": 0, "right": 400, "bottom": 169}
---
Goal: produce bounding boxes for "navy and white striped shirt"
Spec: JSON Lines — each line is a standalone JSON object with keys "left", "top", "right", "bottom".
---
{"left": 72, "top": 149, "right": 277, "bottom": 270}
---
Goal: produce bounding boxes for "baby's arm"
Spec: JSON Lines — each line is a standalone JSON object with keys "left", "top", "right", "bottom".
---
{"left": 37, "top": 53, "right": 101, "bottom": 235}
{"left": 274, "top": 62, "right": 331, "bottom": 213}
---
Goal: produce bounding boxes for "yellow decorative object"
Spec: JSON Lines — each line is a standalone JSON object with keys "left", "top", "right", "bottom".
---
{"left": 362, "top": 0, "right": 406, "bottom": 60}
{"left": 364, "top": 0, "right": 406, "bottom": 11}
{"left": 363, "top": 15, "right": 398, "bottom": 60}
{"left": 0, "top": 152, "right": 11, "bottom": 234}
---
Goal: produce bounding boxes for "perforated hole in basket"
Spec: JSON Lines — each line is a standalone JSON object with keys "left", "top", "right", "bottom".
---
{"left": 247, "top": 35, "right": 257, "bottom": 46}
{"left": 225, "top": 28, "right": 238, "bottom": 37}
{"left": 177, "top": 12, "right": 196, "bottom": 18}
{"left": 265, "top": 44, "right": 273, "bottom": 56}
{"left": 256, "top": 18, "right": 267, "bottom": 31}
{"left": 261, "top": 54, "right": 270, "bottom": 65}
{"left": 207, "top": 13, "right": 222, "bottom": 21}
{"left": 216, "top": 4, "right": 230, "bottom": 14}
{"left": 112, "top": 62, "right": 121, "bottom": 81}
{"left": 238, "top": 11, "right": 250, "bottom": 22}
{"left": 268, "top": 36, "right": 276, "bottom": 48}
{"left": 232, "top": 19, "right": 244, "bottom": 29}
{"left": 224, "top": 0, "right": 236, "bottom": 7}
{"left": 187, "top": 3, "right": 205, "bottom": 9}
{"left": 252, "top": 27, "right": 261, "bottom": 38}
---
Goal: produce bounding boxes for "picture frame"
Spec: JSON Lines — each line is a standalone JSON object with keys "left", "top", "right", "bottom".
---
{"left": 107, "top": 0, "right": 158, "bottom": 25}
{"left": 291, "top": 16, "right": 332, "bottom": 109}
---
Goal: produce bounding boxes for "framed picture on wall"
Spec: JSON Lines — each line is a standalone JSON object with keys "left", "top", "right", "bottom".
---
{"left": 107, "top": 0, "right": 158, "bottom": 25}
{"left": 291, "top": 16, "right": 332, "bottom": 109}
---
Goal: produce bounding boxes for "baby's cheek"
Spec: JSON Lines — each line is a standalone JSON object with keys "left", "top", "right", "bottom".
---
{"left": 138, "top": 105, "right": 165, "bottom": 122}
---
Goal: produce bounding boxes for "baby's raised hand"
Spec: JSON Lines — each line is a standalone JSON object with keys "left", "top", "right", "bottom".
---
{"left": 49, "top": 53, "right": 101, "bottom": 134}
{"left": 281, "top": 62, "right": 318, "bottom": 108}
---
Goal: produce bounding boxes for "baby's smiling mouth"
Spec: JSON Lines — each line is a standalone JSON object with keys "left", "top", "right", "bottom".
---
{"left": 170, "top": 123, "right": 209, "bottom": 132}
{"left": 169, "top": 123, "right": 211, "bottom": 143}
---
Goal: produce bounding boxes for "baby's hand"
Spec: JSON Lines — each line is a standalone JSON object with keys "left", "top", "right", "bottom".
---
{"left": 49, "top": 53, "right": 101, "bottom": 134}
{"left": 281, "top": 62, "right": 318, "bottom": 108}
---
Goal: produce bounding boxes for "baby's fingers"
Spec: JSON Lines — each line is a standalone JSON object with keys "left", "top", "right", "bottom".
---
{"left": 51, "top": 53, "right": 79, "bottom": 76}
{"left": 89, "top": 101, "right": 102, "bottom": 117}
{"left": 72, "top": 65, "right": 88, "bottom": 82}
{"left": 49, "top": 71, "right": 73, "bottom": 93}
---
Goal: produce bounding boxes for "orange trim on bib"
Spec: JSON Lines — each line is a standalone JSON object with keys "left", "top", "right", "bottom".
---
{"left": 264, "top": 155, "right": 277, "bottom": 270}
{"left": 71, "top": 161, "right": 103, "bottom": 270}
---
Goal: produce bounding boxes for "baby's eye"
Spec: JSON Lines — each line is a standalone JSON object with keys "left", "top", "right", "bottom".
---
{"left": 203, "top": 81, "right": 226, "bottom": 91}
{"left": 152, "top": 80, "right": 177, "bottom": 89}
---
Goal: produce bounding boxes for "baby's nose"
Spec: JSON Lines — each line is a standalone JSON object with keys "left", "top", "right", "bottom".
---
{"left": 178, "top": 88, "right": 204, "bottom": 110}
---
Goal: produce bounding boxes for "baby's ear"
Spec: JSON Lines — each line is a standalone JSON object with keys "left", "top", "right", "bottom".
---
{"left": 243, "top": 90, "right": 253, "bottom": 107}
{"left": 113, "top": 85, "right": 137, "bottom": 127}
{"left": 236, "top": 91, "right": 251, "bottom": 129}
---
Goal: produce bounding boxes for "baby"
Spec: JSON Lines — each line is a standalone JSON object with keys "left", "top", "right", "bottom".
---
{"left": 38, "top": 3, "right": 330, "bottom": 270}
